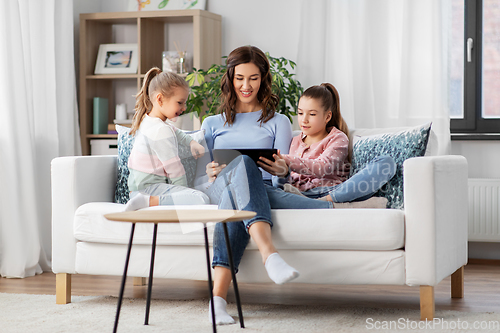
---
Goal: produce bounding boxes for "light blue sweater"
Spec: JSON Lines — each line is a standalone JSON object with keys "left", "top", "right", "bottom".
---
{"left": 201, "top": 111, "right": 293, "bottom": 181}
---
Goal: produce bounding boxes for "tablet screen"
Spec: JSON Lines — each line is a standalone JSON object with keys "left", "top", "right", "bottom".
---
{"left": 212, "top": 149, "right": 277, "bottom": 165}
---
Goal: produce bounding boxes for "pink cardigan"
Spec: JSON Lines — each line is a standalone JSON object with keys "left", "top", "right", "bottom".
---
{"left": 282, "top": 127, "right": 350, "bottom": 192}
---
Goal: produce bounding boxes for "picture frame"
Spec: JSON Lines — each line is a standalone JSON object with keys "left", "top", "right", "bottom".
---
{"left": 94, "top": 44, "right": 138, "bottom": 75}
{"left": 128, "top": 0, "right": 206, "bottom": 11}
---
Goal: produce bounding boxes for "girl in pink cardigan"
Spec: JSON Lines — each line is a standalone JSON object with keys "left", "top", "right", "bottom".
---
{"left": 259, "top": 83, "right": 395, "bottom": 207}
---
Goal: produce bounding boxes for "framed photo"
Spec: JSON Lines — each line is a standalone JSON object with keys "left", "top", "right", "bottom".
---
{"left": 128, "top": 0, "right": 206, "bottom": 11}
{"left": 94, "top": 44, "right": 138, "bottom": 75}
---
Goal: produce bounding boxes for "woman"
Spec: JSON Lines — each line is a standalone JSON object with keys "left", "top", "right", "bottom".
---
{"left": 200, "top": 45, "right": 333, "bottom": 325}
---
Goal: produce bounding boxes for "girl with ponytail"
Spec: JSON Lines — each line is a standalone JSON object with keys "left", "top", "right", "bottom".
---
{"left": 259, "top": 83, "right": 397, "bottom": 206}
{"left": 124, "top": 67, "right": 209, "bottom": 211}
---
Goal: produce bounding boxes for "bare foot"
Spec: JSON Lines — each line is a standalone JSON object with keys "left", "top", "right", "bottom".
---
{"left": 318, "top": 195, "right": 332, "bottom": 202}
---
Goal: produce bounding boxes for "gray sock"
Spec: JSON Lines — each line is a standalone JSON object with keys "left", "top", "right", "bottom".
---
{"left": 283, "top": 184, "right": 307, "bottom": 197}
{"left": 333, "top": 197, "right": 388, "bottom": 209}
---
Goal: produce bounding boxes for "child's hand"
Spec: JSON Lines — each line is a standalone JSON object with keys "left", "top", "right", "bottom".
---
{"left": 257, "top": 150, "right": 289, "bottom": 177}
{"left": 206, "top": 161, "right": 226, "bottom": 182}
{"left": 190, "top": 141, "right": 205, "bottom": 159}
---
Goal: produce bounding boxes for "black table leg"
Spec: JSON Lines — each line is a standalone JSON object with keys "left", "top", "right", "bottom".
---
{"left": 222, "top": 222, "right": 245, "bottom": 328}
{"left": 204, "top": 224, "right": 217, "bottom": 333}
{"left": 145, "top": 223, "right": 158, "bottom": 325}
{"left": 113, "top": 223, "right": 136, "bottom": 333}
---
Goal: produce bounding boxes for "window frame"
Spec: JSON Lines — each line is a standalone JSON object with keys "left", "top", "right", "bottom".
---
{"left": 451, "top": 0, "right": 500, "bottom": 139}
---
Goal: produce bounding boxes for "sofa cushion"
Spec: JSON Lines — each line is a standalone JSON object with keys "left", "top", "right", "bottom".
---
{"left": 74, "top": 204, "right": 405, "bottom": 251}
{"left": 350, "top": 122, "right": 431, "bottom": 209}
{"left": 114, "top": 125, "right": 207, "bottom": 204}
{"left": 74, "top": 203, "right": 219, "bottom": 246}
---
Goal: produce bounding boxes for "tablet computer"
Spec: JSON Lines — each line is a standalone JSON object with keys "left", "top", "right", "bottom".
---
{"left": 212, "top": 148, "right": 277, "bottom": 165}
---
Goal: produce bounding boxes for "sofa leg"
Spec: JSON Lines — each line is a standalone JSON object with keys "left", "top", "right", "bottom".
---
{"left": 133, "top": 277, "right": 147, "bottom": 286}
{"left": 451, "top": 265, "right": 465, "bottom": 298}
{"left": 56, "top": 273, "right": 72, "bottom": 304}
{"left": 419, "top": 286, "right": 434, "bottom": 321}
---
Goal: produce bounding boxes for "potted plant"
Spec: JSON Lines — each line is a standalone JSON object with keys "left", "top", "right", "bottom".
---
{"left": 185, "top": 53, "right": 303, "bottom": 122}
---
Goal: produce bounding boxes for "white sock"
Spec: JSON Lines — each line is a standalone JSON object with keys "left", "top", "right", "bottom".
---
{"left": 283, "top": 184, "right": 307, "bottom": 197}
{"left": 265, "top": 253, "right": 299, "bottom": 285}
{"left": 208, "top": 296, "right": 235, "bottom": 325}
{"left": 124, "top": 194, "right": 150, "bottom": 211}
{"left": 333, "top": 197, "right": 388, "bottom": 209}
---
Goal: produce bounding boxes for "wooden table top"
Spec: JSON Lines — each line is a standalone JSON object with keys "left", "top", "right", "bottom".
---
{"left": 104, "top": 209, "right": 256, "bottom": 224}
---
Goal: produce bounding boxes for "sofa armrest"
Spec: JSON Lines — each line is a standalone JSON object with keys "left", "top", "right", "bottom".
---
{"left": 404, "top": 155, "right": 468, "bottom": 286}
{"left": 51, "top": 155, "right": 118, "bottom": 274}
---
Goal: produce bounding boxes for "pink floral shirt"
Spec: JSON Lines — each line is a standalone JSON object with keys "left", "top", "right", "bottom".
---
{"left": 282, "top": 127, "right": 350, "bottom": 192}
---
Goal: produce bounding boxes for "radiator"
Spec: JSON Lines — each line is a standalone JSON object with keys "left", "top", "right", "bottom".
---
{"left": 468, "top": 179, "right": 500, "bottom": 242}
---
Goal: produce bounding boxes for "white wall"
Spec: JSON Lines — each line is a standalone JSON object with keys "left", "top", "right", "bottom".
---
{"left": 451, "top": 140, "right": 500, "bottom": 179}
{"left": 207, "top": 0, "right": 301, "bottom": 62}
{"left": 75, "top": 0, "right": 302, "bottom": 63}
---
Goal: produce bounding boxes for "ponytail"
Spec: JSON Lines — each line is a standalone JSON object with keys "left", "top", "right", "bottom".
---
{"left": 130, "top": 67, "right": 189, "bottom": 136}
{"left": 130, "top": 67, "right": 162, "bottom": 136}
{"left": 320, "top": 83, "right": 349, "bottom": 139}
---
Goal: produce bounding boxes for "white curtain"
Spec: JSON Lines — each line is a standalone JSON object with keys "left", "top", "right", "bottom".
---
{"left": 0, "top": 0, "right": 81, "bottom": 278}
{"left": 297, "top": 0, "right": 452, "bottom": 155}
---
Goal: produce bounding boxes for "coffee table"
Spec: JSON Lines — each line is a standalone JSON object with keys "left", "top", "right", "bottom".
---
{"left": 104, "top": 209, "right": 256, "bottom": 333}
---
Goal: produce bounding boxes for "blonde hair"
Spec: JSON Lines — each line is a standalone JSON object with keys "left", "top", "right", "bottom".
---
{"left": 130, "top": 67, "right": 189, "bottom": 136}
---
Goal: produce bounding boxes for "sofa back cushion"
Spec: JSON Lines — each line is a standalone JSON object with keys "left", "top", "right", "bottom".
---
{"left": 349, "top": 123, "right": 432, "bottom": 209}
{"left": 348, "top": 123, "right": 438, "bottom": 158}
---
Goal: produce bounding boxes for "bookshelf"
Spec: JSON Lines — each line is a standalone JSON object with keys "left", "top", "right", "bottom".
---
{"left": 79, "top": 10, "right": 222, "bottom": 155}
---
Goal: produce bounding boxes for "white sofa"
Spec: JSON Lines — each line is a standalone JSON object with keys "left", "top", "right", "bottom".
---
{"left": 51, "top": 126, "right": 468, "bottom": 320}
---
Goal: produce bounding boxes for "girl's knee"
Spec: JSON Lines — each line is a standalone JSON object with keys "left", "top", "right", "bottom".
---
{"left": 378, "top": 155, "right": 396, "bottom": 177}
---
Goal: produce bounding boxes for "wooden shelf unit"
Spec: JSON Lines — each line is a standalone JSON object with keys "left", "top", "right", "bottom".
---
{"left": 79, "top": 10, "right": 222, "bottom": 155}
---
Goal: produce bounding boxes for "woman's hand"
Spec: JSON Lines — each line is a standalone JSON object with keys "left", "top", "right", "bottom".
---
{"left": 257, "top": 150, "right": 289, "bottom": 177}
{"left": 190, "top": 140, "right": 205, "bottom": 159}
{"left": 206, "top": 161, "right": 226, "bottom": 182}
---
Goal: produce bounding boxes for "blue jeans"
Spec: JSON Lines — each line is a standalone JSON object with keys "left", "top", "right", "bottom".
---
{"left": 301, "top": 155, "right": 396, "bottom": 202}
{"left": 265, "top": 183, "right": 333, "bottom": 209}
{"left": 205, "top": 155, "right": 333, "bottom": 271}
{"left": 204, "top": 155, "right": 272, "bottom": 271}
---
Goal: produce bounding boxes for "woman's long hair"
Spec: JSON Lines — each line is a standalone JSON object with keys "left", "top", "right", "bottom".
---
{"left": 219, "top": 45, "right": 278, "bottom": 125}
{"left": 130, "top": 67, "right": 189, "bottom": 136}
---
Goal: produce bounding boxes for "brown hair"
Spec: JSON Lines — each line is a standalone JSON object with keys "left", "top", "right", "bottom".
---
{"left": 301, "top": 83, "right": 349, "bottom": 138}
{"left": 219, "top": 45, "right": 278, "bottom": 125}
{"left": 130, "top": 67, "right": 189, "bottom": 136}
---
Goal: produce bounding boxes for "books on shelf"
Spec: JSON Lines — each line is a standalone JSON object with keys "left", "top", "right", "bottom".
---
{"left": 113, "top": 119, "right": 133, "bottom": 124}
{"left": 93, "top": 97, "right": 108, "bottom": 134}
{"left": 108, "top": 121, "right": 132, "bottom": 134}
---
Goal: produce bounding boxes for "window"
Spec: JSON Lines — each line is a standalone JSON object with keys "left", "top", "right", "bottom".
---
{"left": 451, "top": 0, "right": 500, "bottom": 139}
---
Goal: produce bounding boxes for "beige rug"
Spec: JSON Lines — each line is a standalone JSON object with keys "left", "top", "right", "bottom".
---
{"left": 1, "top": 293, "right": 499, "bottom": 332}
